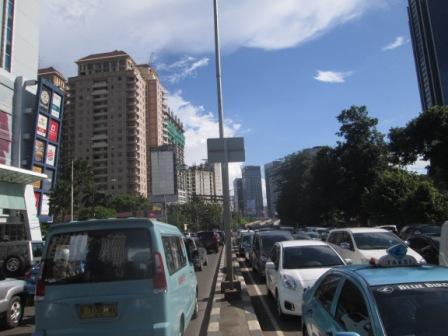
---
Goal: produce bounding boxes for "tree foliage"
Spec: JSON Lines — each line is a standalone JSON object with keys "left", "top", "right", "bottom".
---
{"left": 389, "top": 106, "right": 448, "bottom": 190}
{"left": 275, "top": 105, "right": 448, "bottom": 227}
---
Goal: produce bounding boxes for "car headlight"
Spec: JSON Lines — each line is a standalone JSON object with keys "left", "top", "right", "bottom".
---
{"left": 282, "top": 274, "right": 297, "bottom": 290}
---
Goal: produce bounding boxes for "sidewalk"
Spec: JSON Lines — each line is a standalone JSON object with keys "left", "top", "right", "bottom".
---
{"left": 207, "top": 246, "right": 263, "bottom": 336}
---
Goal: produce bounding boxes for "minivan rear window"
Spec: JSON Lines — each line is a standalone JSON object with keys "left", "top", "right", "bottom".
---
{"left": 42, "top": 228, "right": 152, "bottom": 285}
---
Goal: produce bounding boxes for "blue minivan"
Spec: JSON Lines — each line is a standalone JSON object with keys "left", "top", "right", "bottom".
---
{"left": 33, "top": 218, "right": 198, "bottom": 336}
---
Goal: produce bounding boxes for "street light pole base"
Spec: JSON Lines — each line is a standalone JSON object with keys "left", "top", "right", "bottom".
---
{"left": 221, "top": 279, "right": 242, "bottom": 300}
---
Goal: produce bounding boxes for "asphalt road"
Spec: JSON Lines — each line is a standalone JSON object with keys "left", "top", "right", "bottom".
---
{"left": 0, "top": 248, "right": 222, "bottom": 336}
{"left": 185, "top": 247, "right": 222, "bottom": 336}
{"left": 238, "top": 256, "right": 302, "bottom": 336}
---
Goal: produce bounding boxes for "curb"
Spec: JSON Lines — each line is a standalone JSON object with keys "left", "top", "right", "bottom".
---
{"left": 207, "top": 245, "right": 263, "bottom": 336}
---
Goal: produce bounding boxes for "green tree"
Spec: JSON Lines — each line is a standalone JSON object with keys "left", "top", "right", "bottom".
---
{"left": 362, "top": 168, "right": 448, "bottom": 225}
{"left": 334, "top": 106, "right": 388, "bottom": 223}
{"left": 50, "top": 159, "right": 95, "bottom": 222}
{"left": 389, "top": 106, "right": 448, "bottom": 190}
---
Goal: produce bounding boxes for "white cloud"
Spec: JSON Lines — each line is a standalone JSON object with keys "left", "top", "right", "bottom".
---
{"left": 157, "top": 56, "right": 210, "bottom": 83}
{"left": 166, "top": 90, "right": 241, "bottom": 166}
{"left": 382, "top": 36, "right": 408, "bottom": 51}
{"left": 40, "top": 0, "right": 383, "bottom": 75}
{"left": 314, "top": 70, "right": 353, "bottom": 83}
{"left": 406, "top": 158, "right": 428, "bottom": 175}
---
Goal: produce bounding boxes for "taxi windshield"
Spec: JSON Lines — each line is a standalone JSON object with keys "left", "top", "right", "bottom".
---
{"left": 282, "top": 246, "right": 344, "bottom": 269}
{"left": 373, "top": 282, "right": 448, "bottom": 336}
{"left": 353, "top": 232, "right": 403, "bottom": 250}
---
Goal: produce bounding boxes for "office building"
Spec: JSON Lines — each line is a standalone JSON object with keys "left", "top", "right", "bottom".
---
{"left": 242, "top": 166, "right": 263, "bottom": 218}
{"left": 408, "top": 0, "right": 448, "bottom": 111}
{"left": 0, "top": 0, "right": 46, "bottom": 241}
{"left": 63, "top": 51, "right": 148, "bottom": 196}
{"left": 264, "top": 160, "right": 282, "bottom": 218}
{"left": 233, "top": 178, "right": 244, "bottom": 213}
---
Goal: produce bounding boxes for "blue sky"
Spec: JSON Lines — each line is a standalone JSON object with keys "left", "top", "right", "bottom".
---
{"left": 40, "top": 0, "right": 423, "bottom": 182}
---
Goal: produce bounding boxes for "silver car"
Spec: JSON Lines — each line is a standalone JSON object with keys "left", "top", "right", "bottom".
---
{"left": 0, "top": 271, "right": 26, "bottom": 328}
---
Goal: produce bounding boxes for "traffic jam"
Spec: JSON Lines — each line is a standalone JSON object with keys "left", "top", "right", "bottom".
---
{"left": 1, "top": 220, "right": 448, "bottom": 335}
{"left": 236, "top": 223, "right": 448, "bottom": 335}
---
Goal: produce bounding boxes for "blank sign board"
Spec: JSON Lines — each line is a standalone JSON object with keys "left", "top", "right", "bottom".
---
{"left": 207, "top": 137, "right": 245, "bottom": 163}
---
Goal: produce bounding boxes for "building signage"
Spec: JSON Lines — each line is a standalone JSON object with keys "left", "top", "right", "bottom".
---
{"left": 40, "top": 194, "right": 50, "bottom": 216}
{"left": 32, "top": 166, "right": 43, "bottom": 189}
{"left": 46, "top": 144, "right": 56, "bottom": 166}
{"left": 34, "top": 140, "right": 45, "bottom": 163}
{"left": 39, "top": 89, "right": 51, "bottom": 113}
{"left": 51, "top": 93, "right": 62, "bottom": 118}
{"left": 25, "top": 79, "right": 65, "bottom": 223}
{"left": 36, "top": 114, "right": 48, "bottom": 137}
{"left": 48, "top": 120, "right": 59, "bottom": 142}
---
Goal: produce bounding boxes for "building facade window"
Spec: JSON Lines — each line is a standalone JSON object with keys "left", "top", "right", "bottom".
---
{"left": 1, "top": 0, "right": 14, "bottom": 72}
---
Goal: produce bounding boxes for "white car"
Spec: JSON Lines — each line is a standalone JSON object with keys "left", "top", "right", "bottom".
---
{"left": 326, "top": 228, "right": 425, "bottom": 264}
{"left": 265, "top": 240, "right": 346, "bottom": 318}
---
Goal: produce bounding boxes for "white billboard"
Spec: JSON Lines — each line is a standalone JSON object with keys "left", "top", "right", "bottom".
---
{"left": 151, "top": 150, "right": 175, "bottom": 196}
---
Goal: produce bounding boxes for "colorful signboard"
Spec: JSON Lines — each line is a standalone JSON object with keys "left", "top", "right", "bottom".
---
{"left": 46, "top": 144, "right": 56, "bottom": 166}
{"left": 32, "top": 166, "right": 43, "bottom": 189}
{"left": 34, "top": 140, "right": 45, "bottom": 163}
{"left": 48, "top": 120, "right": 59, "bottom": 142}
{"left": 51, "top": 93, "right": 62, "bottom": 118}
{"left": 36, "top": 114, "right": 48, "bottom": 137}
{"left": 26, "top": 79, "right": 65, "bottom": 223}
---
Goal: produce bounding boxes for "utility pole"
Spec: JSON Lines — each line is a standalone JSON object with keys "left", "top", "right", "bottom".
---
{"left": 213, "top": 0, "right": 234, "bottom": 287}
{"left": 70, "top": 160, "right": 74, "bottom": 222}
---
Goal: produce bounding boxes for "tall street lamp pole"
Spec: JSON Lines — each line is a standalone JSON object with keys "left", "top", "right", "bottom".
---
{"left": 213, "top": 0, "right": 234, "bottom": 286}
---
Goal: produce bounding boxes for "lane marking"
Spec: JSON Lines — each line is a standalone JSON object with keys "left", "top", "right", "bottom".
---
{"left": 244, "top": 263, "right": 286, "bottom": 336}
{"left": 208, "top": 322, "right": 219, "bottom": 332}
{"left": 248, "top": 319, "right": 262, "bottom": 331}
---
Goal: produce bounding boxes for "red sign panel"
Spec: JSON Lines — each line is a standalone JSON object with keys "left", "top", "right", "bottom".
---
{"left": 48, "top": 120, "right": 59, "bottom": 142}
{"left": 34, "top": 192, "right": 41, "bottom": 212}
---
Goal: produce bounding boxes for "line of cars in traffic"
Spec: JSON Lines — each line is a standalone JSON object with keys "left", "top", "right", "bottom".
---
{"left": 237, "top": 223, "right": 448, "bottom": 336}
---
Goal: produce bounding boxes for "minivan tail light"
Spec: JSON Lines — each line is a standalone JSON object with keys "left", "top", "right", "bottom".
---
{"left": 154, "top": 252, "right": 167, "bottom": 293}
{"left": 35, "top": 279, "right": 45, "bottom": 301}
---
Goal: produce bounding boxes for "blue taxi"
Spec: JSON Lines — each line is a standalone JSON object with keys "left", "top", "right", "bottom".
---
{"left": 302, "top": 244, "right": 448, "bottom": 336}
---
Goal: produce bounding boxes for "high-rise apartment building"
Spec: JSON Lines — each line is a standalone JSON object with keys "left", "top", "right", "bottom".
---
{"left": 62, "top": 51, "right": 148, "bottom": 196}
{"left": 38, "top": 67, "right": 69, "bottom": 93}
{"left": 408, "top": 0, "right": 448, "bottom": 111}
{"left": 264, "top": 160, "right": 282, "bottom": 218}
{"left": 242, "top": 166, "right": 263, "bottom": 218}
{"left": 139, "top": 65, "right": 185, "bottom": 199}
{"left": 186, "top": 164, "right": 223, "bottom": 204}
{"left": 233, "top": 178, "right": 244, "bottom": 213}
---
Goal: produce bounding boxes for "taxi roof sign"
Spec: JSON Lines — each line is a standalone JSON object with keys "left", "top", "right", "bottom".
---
{"left": 372, "top": 244, "right": 421, "bottom": 267}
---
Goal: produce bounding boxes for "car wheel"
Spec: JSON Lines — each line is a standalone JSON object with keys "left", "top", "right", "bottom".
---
{"left": 276, "top": 291, "right": 285, "bottom": 320}
{"left": 3, "top": 255, "right": 25, "bottom": 277}
{"left": 204, "top": 257, "right": 208, "bottom": 266}
{"left": 5, "top": 296, "right": 23, "bottom": 329}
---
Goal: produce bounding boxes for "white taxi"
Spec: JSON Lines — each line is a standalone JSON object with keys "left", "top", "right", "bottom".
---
{"left": 265, "top": 240, "right": 346, "bottom": 318}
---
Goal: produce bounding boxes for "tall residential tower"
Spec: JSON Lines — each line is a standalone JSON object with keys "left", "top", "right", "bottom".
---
{"left": 241, "top": 166, "right": 263, "bottom": 218}
{"left": 408, "top": 0, "right": 448, "bottom": 111}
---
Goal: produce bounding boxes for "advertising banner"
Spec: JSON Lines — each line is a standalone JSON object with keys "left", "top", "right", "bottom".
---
{"left": 34, "top": 140, "right": 45, "bottom": 163}
{"left": 46, "top": 144, "right": 56, "bottom": 166}
{"left": 51, "top": 93, "right": 62, "bottom": 119}
{"left": 48, "top": 120, "right": 59, "bottom": 142}
{"left": 39, "top": 88, "right": 51, "bottom": 113}
{"left": 36, "top": 114, "right": 48, "bottom": 137}
{"left": 32, "top": 166, "right": 43, "bottom": 189}
{"left": 34, "top": 192, "right": 41, "bottom": 211}
{"left": 41, "top": 194, "right": 50, "bottom": 216}
{"left": 43, "top": 169, "right": 54, "bottom": 190}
